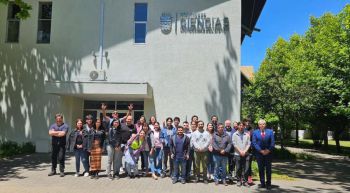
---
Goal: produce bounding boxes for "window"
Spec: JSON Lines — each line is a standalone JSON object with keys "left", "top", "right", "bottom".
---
{"left": 6, "top": 2, "right": 20, "bottom": 43}
{"left": 37, "top": 2, "right": 52, "bottom": 43}
{"left": 134, "top": 3, "right": 147, "bottom": 43}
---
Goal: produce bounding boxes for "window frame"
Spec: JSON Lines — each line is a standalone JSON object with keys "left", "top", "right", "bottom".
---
{"left": 134, "top": 3, "right": 148, "bottom": 44}
{"left": 5, "top": 2, "right": 21, "bottom": 43}
{"left": 37, "top": 1, "right": 53, "bottom": 44}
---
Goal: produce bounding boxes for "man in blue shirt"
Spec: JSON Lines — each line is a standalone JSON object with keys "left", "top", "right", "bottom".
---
{"left": 252, "top": 119, "right": 275, "bottom": 190}
{"left": 170, "top": 126, "right": 190, "bottom": 184}
{"left": 48, "top": 113, "right": 69, "bottom": 177}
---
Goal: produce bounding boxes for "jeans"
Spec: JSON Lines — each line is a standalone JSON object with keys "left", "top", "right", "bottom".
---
{"left": 235, "top": 154, "right": 250, "bottom": 182}
{"left": 207, "top": 152, "right": 215, "bottom": 175}
{"left": 194, "top": 151, "right": 208, "bottom": 179}
{"left": 213, "top": 154, "right": 228, "bottom": 181}
{"left": 173, "top": 157, "right": 187, "bottom": 180}
{"left": 141, "top": 151, "right": 150, "bottom": 171}
{"left": 51, "top": 144, "right": 65, "bottom": 172}
{"left": 162, "top": 147, "right": 173, "bottom": 175}
{"left": 74, "top": 149, "right": 89, "bottom": 173}
{"left": 228, "top": 154, "right": 235, "bottom": 177}
{"left": 186, "top": 149, "right": 195, "bottom": 179}
{"left": 256, "top": 154, "right": 272, "bottom": 186}
{"left": 106, "top": 145, "right": 123, "bottom": 175}
{"left": 150, "top": 148, "right": 163, "bottom": 174}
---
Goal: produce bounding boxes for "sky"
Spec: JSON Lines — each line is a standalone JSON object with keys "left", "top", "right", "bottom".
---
{"left": 241, "top": 0, "right": 350, "bottom": 72}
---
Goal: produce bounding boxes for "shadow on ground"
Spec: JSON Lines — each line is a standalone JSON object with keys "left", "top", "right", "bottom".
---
{"left": 273, "top": 158, "right": 350, "bottom": 192}
{"left": 0, "top": 153, "right": 72, "bottom": 181}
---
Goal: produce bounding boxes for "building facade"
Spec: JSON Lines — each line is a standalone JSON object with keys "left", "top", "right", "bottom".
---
{"left": 0, "top": 0, "right": 264, "bottom": 152}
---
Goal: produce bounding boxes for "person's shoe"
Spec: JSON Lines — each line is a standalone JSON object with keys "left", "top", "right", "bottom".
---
{"left": 223, "top": 180, "right": 228, "bottom": 186}
{"left": 84, "top": 172, "right": 89, "bottom": 177}
{"left": 95, "top": 174, "right": 99, "bottom": 179}
{"left": 60, "top": 172, "right": 65, "bottom": 177}
{"left": 194, "top": 176, "right": 199, "bottom": 183}
{"left": 48, "top": 171, "right": 56, "bottom": 176}
{"left": 108, "top": 174, "right": 114, "bottom": 180}
{"left": 266, "top": 185, "right": 272, "bottom": 190}
{"left": 181, "top": 179, "right": 186, "bottom": 184}
{"left": 172, "top": 179, "right": 177, "bottom": 184}
{"left": 258, "top": 184, "right": 266, "bottom": 189}
{"left": 74, "top": 173, "right": 79, "bottom": 177}
{"left": 161, "top": 173, "right": 166, "bottom": 178}
{"left": 152, "top": 173, "right": 158, "bottom": 180}
{"left": 237, "top": 181, "right": 242, "bottom": 187}
{"left": 215, "top": 180, "right": 219, "bottom": 185}
{"left": 114, "top": 174, "right": 120, "bottom": 180}
{"left": 248, "top": 176, "right": 253, "bottom": 184}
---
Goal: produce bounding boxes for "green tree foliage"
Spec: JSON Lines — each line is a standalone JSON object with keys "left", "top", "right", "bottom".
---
{"left": 0, "top": 0, "right": 32, "bottom": 19}
{"left": 242, "top": 5, "right": 350, "bottom": 153}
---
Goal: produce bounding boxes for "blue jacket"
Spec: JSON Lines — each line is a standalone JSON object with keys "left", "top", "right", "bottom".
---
{"left": 161, "top": 126, "right": 177, "bottom": 148}
{"left": 252, "top": 129, "right": 275, "bottom": 156}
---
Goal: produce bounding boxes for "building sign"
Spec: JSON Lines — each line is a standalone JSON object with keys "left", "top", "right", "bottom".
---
{"left": 160, "top": 13, "right": 172, "bottom": 34}
{"left": 160, "top": 12, "right": 229, "bottom": 35}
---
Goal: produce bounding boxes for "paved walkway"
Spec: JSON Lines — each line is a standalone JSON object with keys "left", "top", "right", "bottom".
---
{"left": 0, "top": 153, "right": 349, "bottom": 193}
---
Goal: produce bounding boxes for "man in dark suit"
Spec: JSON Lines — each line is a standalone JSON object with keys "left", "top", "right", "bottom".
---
{"left": 252, "top": 119, "right": 275, "bottom": 190}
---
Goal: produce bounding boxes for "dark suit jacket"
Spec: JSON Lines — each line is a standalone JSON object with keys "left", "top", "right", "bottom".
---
{"left": 252, "top": 129, "right": 275, "bottom": 157}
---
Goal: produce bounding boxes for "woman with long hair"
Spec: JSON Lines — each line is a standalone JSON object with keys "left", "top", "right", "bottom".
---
{"left": 141, "top": 123, "right": 153, "bottom": 177}
{"left": 88, "top": 118, "right": 105, "bottom": 179}
{"left": 125, "top": 129, "right": 146, "bottom": 178}
{"left": 148, "top": 116, "right": 157, "bottom": 131}
{"left": 149, "top": 122, "right": 163, "bottom": 180}
{"left": 67, "top": 118, "right": 90, "bottom": 177}
{"left": 106, "top": 119, "right": 123, "bottom": 180}
{"left": 206, "top": 122, "right": 215, "bottom": 180}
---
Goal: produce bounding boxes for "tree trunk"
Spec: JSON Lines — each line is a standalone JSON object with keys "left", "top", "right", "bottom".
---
{"left": 295, "top": 120, "right": 299, "bottom": 146}
{"left": 334, "top": 129, "right": 342, "bottom": 153}
{"left": 323, "top": 128, "right": 328, "bottom": 149}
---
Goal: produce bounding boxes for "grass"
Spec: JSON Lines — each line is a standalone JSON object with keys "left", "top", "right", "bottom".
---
{"left": 274, "top": 147, "right": 316, "bottom": 160}
{"left": 251, "top": 160, "right": 296, "bottom": 181}
{"left": 285, "top": 139, "right": 350, "bottom": 156}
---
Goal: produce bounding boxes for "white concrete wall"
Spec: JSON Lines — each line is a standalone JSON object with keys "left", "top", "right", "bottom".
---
{"left": 0, "top": 0, "right": 241, "bottom": 151}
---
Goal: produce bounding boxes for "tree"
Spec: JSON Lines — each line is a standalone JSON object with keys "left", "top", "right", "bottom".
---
{"left": 0, "top": 0, "right": 32, "bottom": 19}
{"left": 242, "top": 5, "right": 350, "bottom": 153}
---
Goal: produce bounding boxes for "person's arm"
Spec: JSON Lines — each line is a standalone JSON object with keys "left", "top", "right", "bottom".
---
{"left": 211, "top": 135, "right": 220, "bottom": 151}
{"left": 244, "top": 135, "right": 251, "bottom": 153}
{"left": 268, "top": 130, "right": 275, "bottom": 152}
{"left": 150, "top": 132, "right": 155, "bottom": 148}
{"left": 185, "top": 136, "right": 190, "bottom": 159}
{"left": 252, "top": 131, "right": 262, "bottom": 152}
{"left": 170, "top": 136, "right": 175, "bottom": 156}
{"left": 232, "top": 135, "right": 242, "bottom": 153}
{"left": 224, "top": 136, "right": 232, "bottom": 153}
{"left": 101, "top": 103, "right": 110, "bottom": 123}
{"left": 191, "top": 132, "right": 200, "bottom": 151}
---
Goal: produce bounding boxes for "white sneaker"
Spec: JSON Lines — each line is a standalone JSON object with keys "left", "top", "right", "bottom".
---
{"left": 74, "top": 173, "right": 79, "bottom": 177}
{"left": 84, "top": 172, "right": 89, "bottom": 177}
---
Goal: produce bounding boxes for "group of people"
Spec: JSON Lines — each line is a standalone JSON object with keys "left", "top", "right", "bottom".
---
{"left": 48, "top": 103, "right": 275, "bottom": 190}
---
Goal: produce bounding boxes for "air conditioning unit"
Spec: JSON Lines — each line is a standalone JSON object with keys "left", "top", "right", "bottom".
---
{"left": 89, "top": 70, "right": 106, "bottom": 81}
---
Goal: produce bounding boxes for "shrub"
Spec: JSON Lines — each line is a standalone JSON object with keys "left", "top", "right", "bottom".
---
{"left": 0, "top": 141, "right": 35, "bottom": 158}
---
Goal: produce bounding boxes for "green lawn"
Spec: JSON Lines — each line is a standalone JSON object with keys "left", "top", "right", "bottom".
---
{"left": 286, "top": 139, "right": 350, "bottom": 156}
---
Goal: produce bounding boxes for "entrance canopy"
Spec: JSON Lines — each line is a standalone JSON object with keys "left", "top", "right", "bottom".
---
{"left": 44, "top": 81, "right": 152, "bottom": 99}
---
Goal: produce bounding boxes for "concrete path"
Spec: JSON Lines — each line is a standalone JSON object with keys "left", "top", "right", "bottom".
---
{"left": 0, "top": 153, "right": 349, "bottom": 193}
